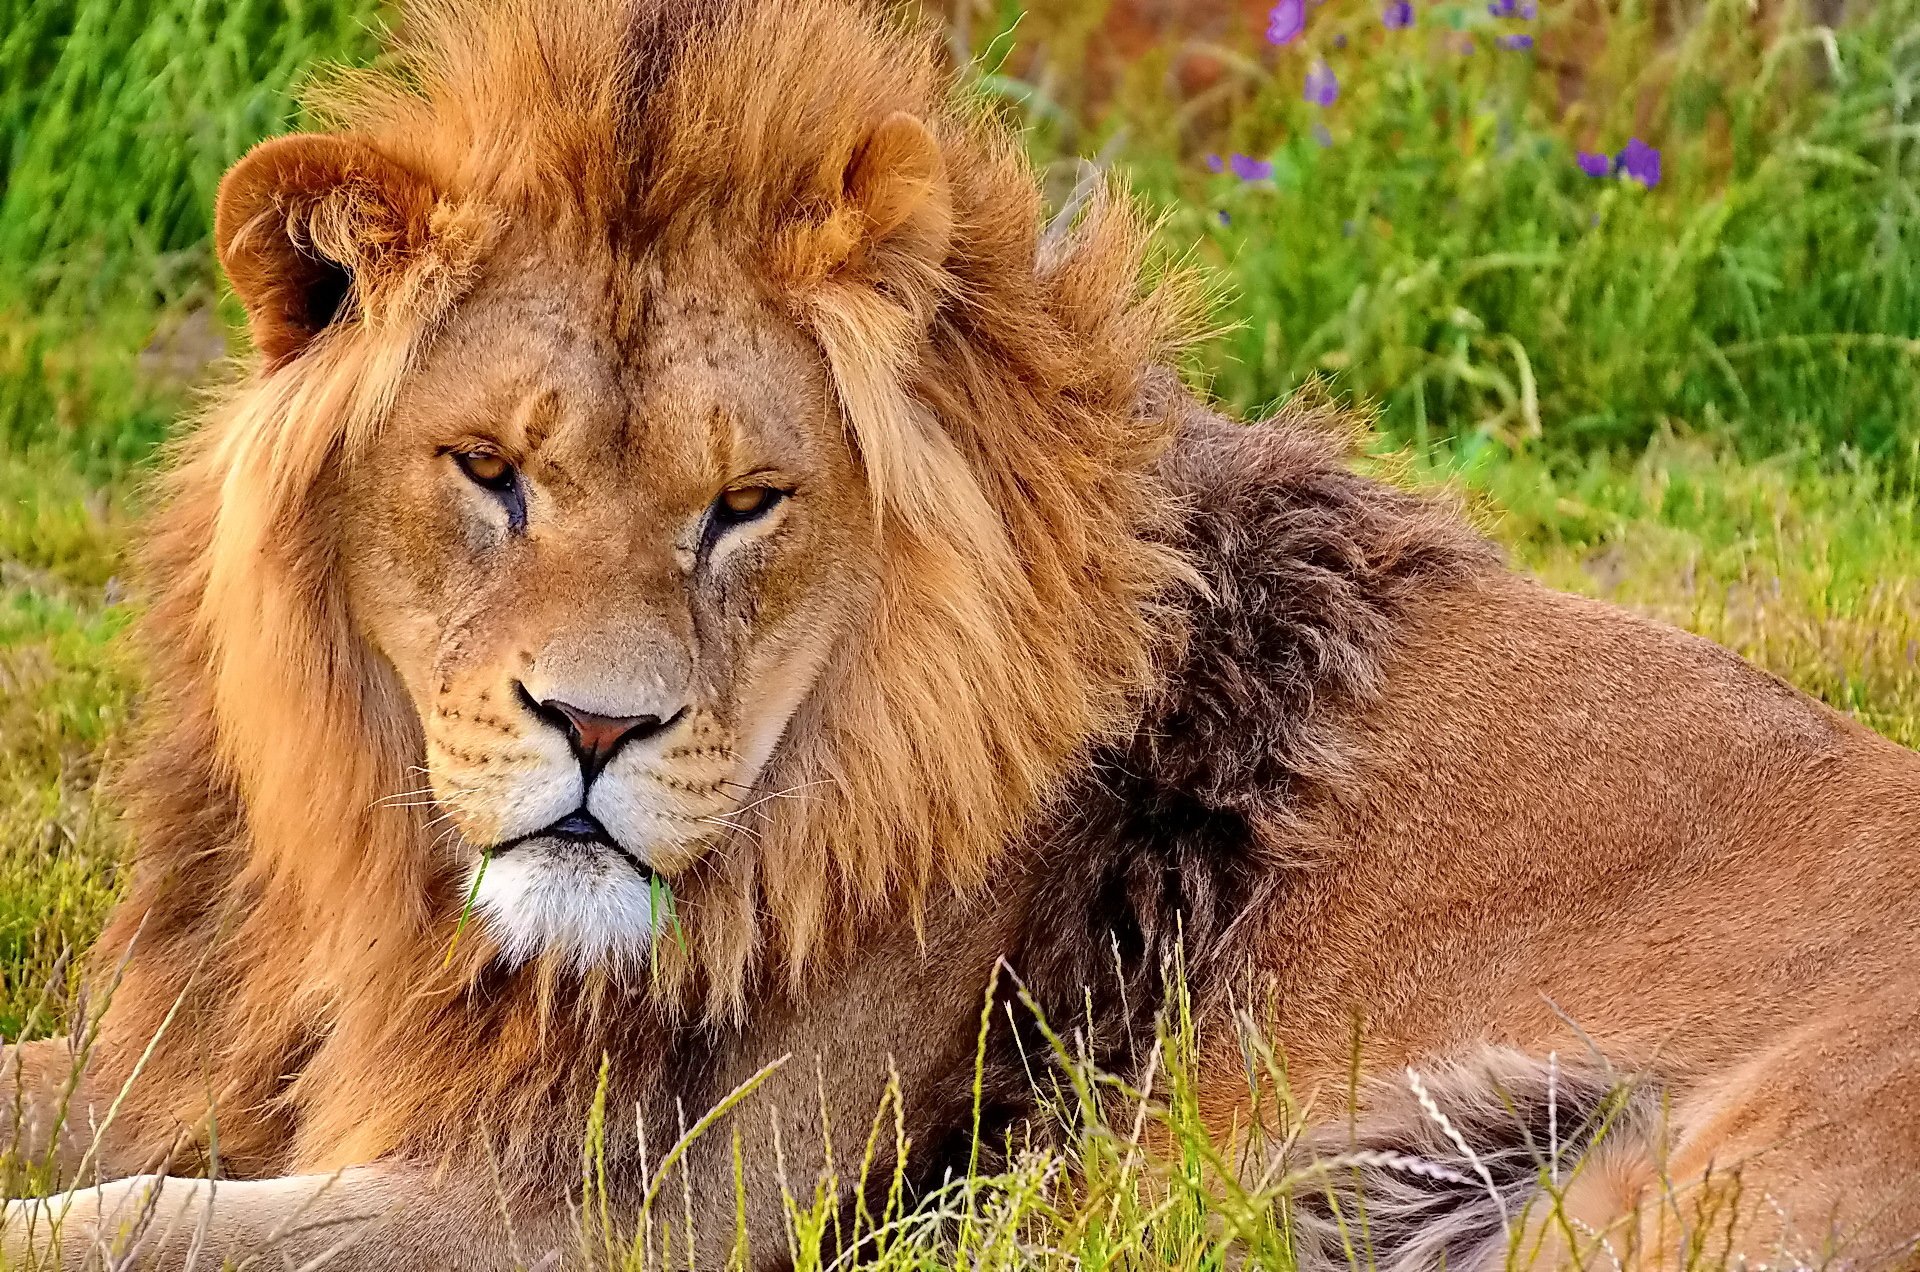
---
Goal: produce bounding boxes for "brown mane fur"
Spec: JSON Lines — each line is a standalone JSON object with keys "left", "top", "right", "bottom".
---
{"left": 92, "top": 0, "right": 1199, "bottom": 1177}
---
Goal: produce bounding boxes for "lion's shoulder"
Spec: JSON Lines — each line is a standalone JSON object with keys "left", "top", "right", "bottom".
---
{"left": 1138, "top": 402, "right": 1499, "bottom": 810}
{"left": 993, "top": 402, "right": 1496, "bottom": 1073}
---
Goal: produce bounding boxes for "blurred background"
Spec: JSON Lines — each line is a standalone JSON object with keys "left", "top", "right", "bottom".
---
{"left": 0, "top": 0, "right": 1916, "bottom": 1032}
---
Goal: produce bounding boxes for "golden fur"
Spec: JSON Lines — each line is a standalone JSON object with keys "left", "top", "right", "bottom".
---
{"left": 70, "top": 0, "right": 1195, "bottom": 1183}
{"left": 2, "top": 1, "right": 1918, "bottom": 1269}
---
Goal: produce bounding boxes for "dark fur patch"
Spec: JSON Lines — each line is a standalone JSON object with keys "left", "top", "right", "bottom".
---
{"left": 1140, "top": 397, "right": 1499, "bottom": 810}
{"left": 941, "top": 402, "right": 1495, "bottom": 1168}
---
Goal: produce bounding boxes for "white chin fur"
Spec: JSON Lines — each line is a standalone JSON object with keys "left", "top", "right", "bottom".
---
{"left": 470, "top": 845, "right": 664, "bottom": 973}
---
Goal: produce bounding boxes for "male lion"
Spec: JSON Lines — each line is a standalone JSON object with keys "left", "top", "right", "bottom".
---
{"left": 6, "top": 0, "right": 1919, "bottom": 1268}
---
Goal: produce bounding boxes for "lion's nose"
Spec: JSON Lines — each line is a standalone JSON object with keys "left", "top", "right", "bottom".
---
{"left": 521, "top": 688, "right": 683, "bottom": 782}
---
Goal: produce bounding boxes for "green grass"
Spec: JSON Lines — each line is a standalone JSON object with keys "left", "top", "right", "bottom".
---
{"left": 996, "top": 0, "right": 1920, "bottom": 469}
{"left": 0, "top": 452, "right": 131, "bottom": 1037}
{"left": 1457, "top": 438, "right": 1920, "bottom": 748}
{"left": 0, "top": 0, "right": 1917, "bottom": 1264}
{"left": 1, "top": 0, "right": 383, "bottom": 475}
{"left": 0, "top": 0, "right": 384, "bottom": 1035}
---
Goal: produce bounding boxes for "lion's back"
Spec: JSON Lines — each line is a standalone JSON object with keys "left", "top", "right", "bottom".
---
{"left": 1245, "top": 568, "right": 1920, "bottom": 1084}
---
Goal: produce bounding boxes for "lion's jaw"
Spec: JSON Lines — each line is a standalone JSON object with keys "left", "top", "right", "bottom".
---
{"left": 339, "top": 257, "right": 875, "bottom": 972}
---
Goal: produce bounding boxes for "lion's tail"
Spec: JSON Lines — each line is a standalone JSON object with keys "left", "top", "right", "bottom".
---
{"left": 1277, "top": 1046, "right": 1661, "bottom": 1272}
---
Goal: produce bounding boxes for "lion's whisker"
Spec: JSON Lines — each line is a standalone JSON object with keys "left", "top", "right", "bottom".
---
{"left": 370, "top": 786, "right": 441, "bottom": 809}
{"left": 699, "top": 815, "right": 762, "bottom": 843}
{"left": 372, "top": 783, "right": 478, "bottom": 814}
{"left": 722, "top": 779, "right": 833, "bottom": 816}
{"left": 385, "top": 798, "right": 454, "bottom": 812}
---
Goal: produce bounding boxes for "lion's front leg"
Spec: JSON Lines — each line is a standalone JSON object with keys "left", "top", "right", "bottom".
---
{"left": 3, "top": 1164, "right": 558, "bottom": 1270}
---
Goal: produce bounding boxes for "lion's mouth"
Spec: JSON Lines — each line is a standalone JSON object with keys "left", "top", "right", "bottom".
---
{"left": 494, "top": 810, "right": 657, "bottom": 881}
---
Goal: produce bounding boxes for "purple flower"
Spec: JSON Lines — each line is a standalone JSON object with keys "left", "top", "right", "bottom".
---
{"left": 1217, "top": 210, "right": 1232, "bottom": 226}
{"left": 1487, "top": 0, "right": 1517, "bottom": 16}
{"left": 1575, "top": 150, "right": 1610, "bottom": 178}
{"left": 1312, "top": 122, "right": 1335, "bottom": 148}
{"left": 1333, "top": 31, "right": 1349, "bottom": 47}
{"left": 1228, "top": 152, "right": 1275, "bottom": 181}
{"left": 1497, "top": 32, "right": 1533, "bottom": 49}
{"left": 1267, "top": 0, "right": 1307, "bottom": 45}
{"left": 1303, "top": 60, "right": 1339, "bottom": 106}
{"left": 1617, "top": 137, "right": 1661, "bottom": 187}
{"left": 1206, "top": 153, "right": 1225, "bottom": 173}
{"left": 1382, "top": 0, "right": 1414, "bottom": 28}
{"left": 1519, "top": 1, "right": 1537, "bottom": 15}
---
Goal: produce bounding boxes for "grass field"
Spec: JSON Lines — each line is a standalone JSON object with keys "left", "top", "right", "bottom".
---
{"left": 1, "top": 0, "right": 1918, "bottom": 1264}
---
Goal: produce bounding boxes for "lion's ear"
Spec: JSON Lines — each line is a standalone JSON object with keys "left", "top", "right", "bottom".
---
{"left": 214, "top": 134, "right": 439, "bottom": 366}
{"left": 842, "top": 112, "right": 951, "bottom": 270}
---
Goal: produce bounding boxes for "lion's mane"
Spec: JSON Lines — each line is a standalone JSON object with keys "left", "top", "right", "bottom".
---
{"left": 91, "top": 0, "right": 1205, "bottom": 1176}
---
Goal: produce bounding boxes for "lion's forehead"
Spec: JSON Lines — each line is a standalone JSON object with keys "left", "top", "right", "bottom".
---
{"left": 398, "top": 264, "right": 833, "bottom": 493}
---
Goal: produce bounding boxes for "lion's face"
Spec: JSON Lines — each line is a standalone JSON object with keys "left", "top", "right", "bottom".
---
{"left": 337, "top": 244, "right": 875, "bottom": 969}
{"left": 206, "top": 52, "right": 1169, "bottom": 996}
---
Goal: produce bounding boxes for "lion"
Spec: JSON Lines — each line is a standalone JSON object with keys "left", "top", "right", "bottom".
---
{"left": 4, "top": 0, "right": 1919, "bottom": 1268}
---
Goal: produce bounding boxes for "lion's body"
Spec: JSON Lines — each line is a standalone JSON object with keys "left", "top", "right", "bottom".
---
{"left": 6, "top": 1, "right": 1920, "bottom": 1269}
{"left": 1233, "top": 569, "right": 1920, "bottom": 1266}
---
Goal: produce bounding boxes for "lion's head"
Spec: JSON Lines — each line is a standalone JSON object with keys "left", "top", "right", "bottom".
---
{"left": 288, "top": 198, "right": 885, "bottom": 973}
{"left": 138, "top": 0, "right": 1194, "bottom": 1016}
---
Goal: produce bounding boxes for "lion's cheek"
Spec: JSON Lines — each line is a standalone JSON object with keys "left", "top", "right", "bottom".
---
{"left": 721, "top": 581, "right": 859, "bottom": 791}
{"left": 336, "top": 550, "right": 453, "bottom": 716}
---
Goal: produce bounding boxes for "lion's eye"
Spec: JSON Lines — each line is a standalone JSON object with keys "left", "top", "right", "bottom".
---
{"left": 454, "top": 451, "right": 516, "bottom": 492}
{"left": 712, "top": 485, "right": 784, "bottom": 526}
{"left": 451, "top": 450, "right": 527, "bottom": 533}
